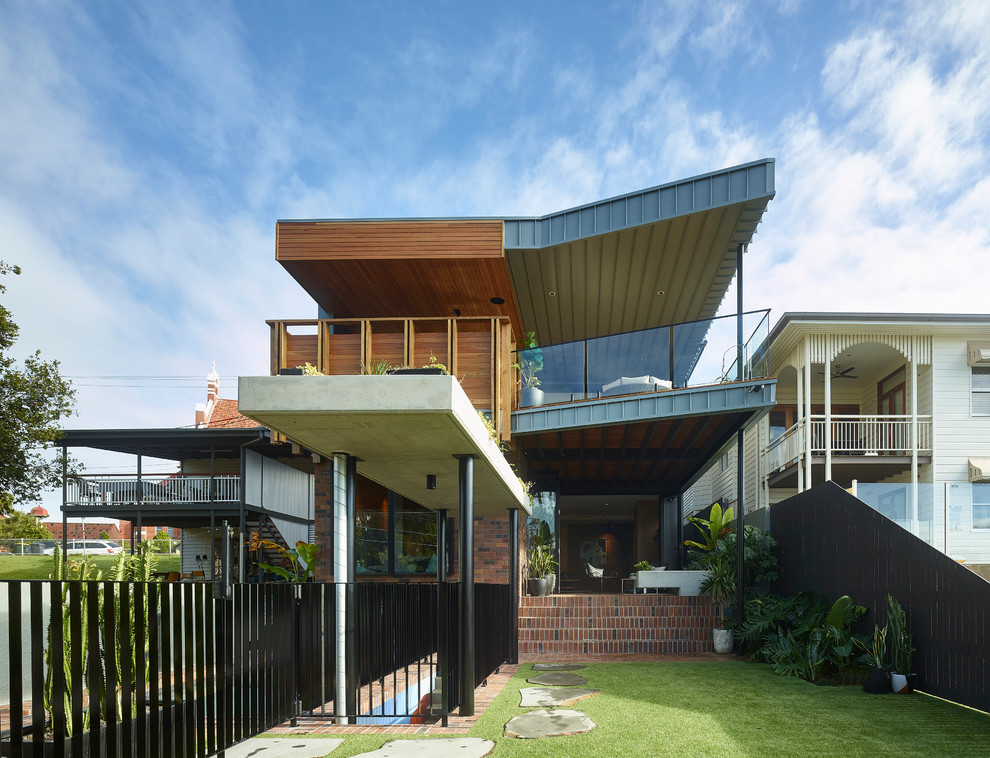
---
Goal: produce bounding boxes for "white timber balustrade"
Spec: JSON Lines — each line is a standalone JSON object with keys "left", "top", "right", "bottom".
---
{"left": 66, "top": 474, "right": 241, "bottom": 506}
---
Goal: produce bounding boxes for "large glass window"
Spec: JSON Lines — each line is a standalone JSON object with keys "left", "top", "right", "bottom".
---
{"left": 973, "top": 367, "right": 990, "bottom": 416}
{"left": 974, "top": 483, "right": 990, "bottom": 530}
{"left": 354, "top": 474, "right": 445, "bottom": 576}
{"left": 355, "top": 477, "right": 389, "bottom": 575}
{"left": 394, "top": 497, "right": 439, "bottom": 575}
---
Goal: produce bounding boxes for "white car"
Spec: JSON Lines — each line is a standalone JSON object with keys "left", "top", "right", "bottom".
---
{"left": 66, "top": 539, "right": 124, "bottom": 555}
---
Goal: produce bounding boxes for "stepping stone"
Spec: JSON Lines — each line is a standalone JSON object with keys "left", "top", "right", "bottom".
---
{"left": 223, "top": 737, "right": 344, "bottom": 757}
{"left": 527, "top": 671, "right": 589, "bottom": 687}
{"left": 520, "top": 686, "right": 601, "bottom": 707}
{"left": 532, "top": 663, "right": 587, "bottom": 671}
{"left": 351, "top": 738, "right": 495, "bottom": 757}
{"left": 504, "top": 709, "right": 596, "bottom": 739}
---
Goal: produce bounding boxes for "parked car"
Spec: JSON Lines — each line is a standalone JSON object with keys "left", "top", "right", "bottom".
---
{"left": 66, "top": 540, "right": 124, "bottom": 555}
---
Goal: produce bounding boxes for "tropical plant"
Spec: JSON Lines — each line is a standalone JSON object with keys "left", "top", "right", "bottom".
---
{"left": 887, "top": 595, "right": 914, "bottom": 674}
{"left": 423, "top": 354, "right": 449, "bottom": 373}
{"left": 295, "top": 362, "right": 322, "bottom": 375}
{"left": 854, "top": 623, "right": 888, "bottom": 669}
{"left": 700, "top": 548, "right": 736, "bottom": 625}
{"left": 716, "top": 525, "right": 779, "bottom": 588}
{"left": 527, "top": 543, "right": 557, "bottom": 579}
{"left": 823, "top": 594, "right": 867, "bottom": 675}
{"left": 515, "top": 331, "right": 543, "bottom": 389}
{"left": 633, "top": 560, "right": 652, "bottom": 572}
{"left": 248, "top": 534, "right": 317, "bottom": 582}
{"left": 684, "top": 502, "right": 734, "bottom": 552}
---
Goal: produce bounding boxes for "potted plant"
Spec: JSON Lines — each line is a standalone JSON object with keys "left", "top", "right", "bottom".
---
{"left": 515, "top": 331, "right": 544, "bottom": 407}
{"left": 701, "top": 548, "right": 737, "bottom": 653}
{"left": 854, "top": 623, "right": 890, "bottom": 693}
{"left": 527, "top": 543, "right": 557, "bottom": 596}
{"left": 887, "top": 595, "right": 916, "bottom": 694}
{"left": 632, "top": 559, "right": 651, "bottom": 578}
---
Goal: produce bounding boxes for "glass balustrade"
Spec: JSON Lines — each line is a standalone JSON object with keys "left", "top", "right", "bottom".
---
{"left": 516, "top": 310, "right": 770, "bottom": 408}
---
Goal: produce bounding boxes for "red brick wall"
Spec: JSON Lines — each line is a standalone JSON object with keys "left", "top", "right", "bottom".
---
{"left": 313, "top": 460, "right": 334, "bottom": 581}
{"left": 473, "top": 514, "right": 527, "bottom": 594}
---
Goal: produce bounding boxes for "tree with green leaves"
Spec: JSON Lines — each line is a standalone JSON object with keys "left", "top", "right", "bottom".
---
{"left": 0, "top": 261, "right": 76, "bottom": 515}
{"left": 0, "top": 506, "right": 52, "bottom": 539}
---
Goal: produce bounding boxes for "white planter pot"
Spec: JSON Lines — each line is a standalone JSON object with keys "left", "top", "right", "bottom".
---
{"left": 891, "top": 672, "right": 910, "bottom": 694}
{"left": 713, "top": 628, "right": 734, "bottom": 654}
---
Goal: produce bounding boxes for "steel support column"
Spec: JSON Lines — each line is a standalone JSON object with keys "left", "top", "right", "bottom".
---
{"left": 735, "top": 243, "right": 746, "bottom": 629}
{"left": 61, "top": 450, "right": 68, "bottom": 557}
{"left": 345, "top": 455, "right": 358, "bottom": 720}
{"left": 457, "top": 454, "right": 475, "bottom": 717}
{"left": 437, "top": 509, "right": 448, "bottom": 727}
{"left": 507, "top": 507, "right": 519, "bottom": 665}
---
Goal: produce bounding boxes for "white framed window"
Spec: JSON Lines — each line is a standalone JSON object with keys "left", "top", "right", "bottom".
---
{"left": 720, "top": 451, "right": 729, "bottom": 472}
{"left": 974, "top": 483, "right": 990, "bottom": 530}
{"left": 973, "top": 367, "right": 990, "bottom": 416}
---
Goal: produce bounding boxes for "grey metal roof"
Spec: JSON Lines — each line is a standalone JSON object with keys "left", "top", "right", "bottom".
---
{"left": 768, "top": 312, "right": 990, "bottom": 346}
{"left": 503, "top": 159, "right": 774, "bottom": 249}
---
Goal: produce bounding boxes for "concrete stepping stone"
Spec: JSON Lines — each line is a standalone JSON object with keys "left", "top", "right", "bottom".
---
{"left": 223, "top": 737, "right": 344, "bottom": 757}
{"left": 520, "top": 686, "right": 601, "bottom": 707}
{"left": 532, "top": 663, "right": 587, "bottom": 671}
{"left": 504, "top": 709, "right": 596, "bottom": 739}
{"left": 527, "top": 671, "right": 589, "bottom": 687}
{"left": 350, "top": 738, "right": 494, "bottom": 757}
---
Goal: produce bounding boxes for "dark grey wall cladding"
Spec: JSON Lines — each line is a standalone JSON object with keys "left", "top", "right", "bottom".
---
{"left": 503, "top": 158, "right": 775, "bottom": 249}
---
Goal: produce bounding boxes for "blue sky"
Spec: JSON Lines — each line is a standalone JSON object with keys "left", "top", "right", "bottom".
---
{"left": 2, "top": 0, "right": 989, "bottom": 507}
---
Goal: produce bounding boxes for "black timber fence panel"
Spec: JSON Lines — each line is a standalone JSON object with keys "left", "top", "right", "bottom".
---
{"left": 769, "top": 481, "right": 990, "bottom": 713}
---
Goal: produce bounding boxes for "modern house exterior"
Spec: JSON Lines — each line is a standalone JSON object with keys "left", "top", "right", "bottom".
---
{"left": 685, "top": 312, "right": 990, "bottom": 577}
{"left": 237, "top": 158, "right": 778, "bottom": 595}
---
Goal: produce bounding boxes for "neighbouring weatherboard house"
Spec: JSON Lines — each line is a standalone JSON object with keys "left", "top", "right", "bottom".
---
{"left": 685, "top": 312, "right": 990, "bottom": 580}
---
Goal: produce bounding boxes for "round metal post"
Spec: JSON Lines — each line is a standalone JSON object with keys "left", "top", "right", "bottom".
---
{"left": 457, "top": 455, "right": 475, "bottom": 717}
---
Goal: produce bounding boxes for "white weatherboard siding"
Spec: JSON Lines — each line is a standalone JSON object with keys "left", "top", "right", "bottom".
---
{"left": 180, "top": 528, "right": 214, "bottom": 579}
{"left": 931, "top": 335, "right": 990, "bottom": 562}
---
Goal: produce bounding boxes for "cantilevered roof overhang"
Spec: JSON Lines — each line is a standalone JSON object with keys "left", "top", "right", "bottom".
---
{"left": 274, "top": 158, "right": 774, "bottom": 345}
{"left": 238, "top": 375, "right": 530, "bottom": 518}
{"left": 512, "top": 379, "right": 775, "bottom": 496}
{"left": 60, "top": 427, "right": 266, "bottom": 460}
{"left": 504, "top": 159, "right": 775, "bottom": 344}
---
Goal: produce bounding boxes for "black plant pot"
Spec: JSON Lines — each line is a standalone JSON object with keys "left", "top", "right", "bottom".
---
{"left": 387, "top": 367, "right": 446, "bottom": 375}
{"left": 863, "top": 665, "right": 891, "bottom": 694}
{"left": 527, "top": 577, "right": 550, "bottom": 596}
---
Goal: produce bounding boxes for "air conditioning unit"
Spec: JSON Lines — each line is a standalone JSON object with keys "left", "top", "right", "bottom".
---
{"left": 967, "top": 341, "right": 990, "bottom": 366}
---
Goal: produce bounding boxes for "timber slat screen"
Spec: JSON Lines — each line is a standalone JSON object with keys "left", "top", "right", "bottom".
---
{"left": 770, "top": 481, "right": 990, "bottom": 714}
{"left": 1, "top": 580, "right": 513, "bottom": 755}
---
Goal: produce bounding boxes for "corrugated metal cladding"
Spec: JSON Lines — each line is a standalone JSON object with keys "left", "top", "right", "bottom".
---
{"left": 503, "top": 159, "right": 775, "bottom": 249}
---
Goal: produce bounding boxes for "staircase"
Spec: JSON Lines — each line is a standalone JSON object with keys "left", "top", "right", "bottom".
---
{"left": 246, "top": 514, "right": 296, "bottom": 575}
{"left": 518, "top": 593, "right": 720, "bottom": 657}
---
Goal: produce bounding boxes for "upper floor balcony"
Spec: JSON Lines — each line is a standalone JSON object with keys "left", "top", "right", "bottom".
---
{"left": 764, "top": 414, "right": 934, "bottom": 489}
{"left": 514, "top": 310, "right": 772, "bottom": 408}
{"left": 66, "top": 473, "right": 241, "bottom": 508}
{"left": 268, "top": 316, "right": 515, "bottom": 439}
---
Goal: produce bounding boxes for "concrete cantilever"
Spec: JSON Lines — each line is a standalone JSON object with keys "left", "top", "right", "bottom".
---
{"left": 237, "top": 374, "right": 530, "bottom": 518}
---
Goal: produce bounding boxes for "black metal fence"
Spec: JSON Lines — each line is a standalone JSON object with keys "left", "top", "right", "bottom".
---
{"left": 769, "top": 481, "right": 990, "bottom": 713}
{"left": 1, "top": 580, "right": 512, "bottom": 756}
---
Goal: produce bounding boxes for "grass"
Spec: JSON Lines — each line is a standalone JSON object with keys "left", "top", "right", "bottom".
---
{"left": 0, "top": 553, "right": 181, "bottom": 580}
{"left": 298, "top": 661, "right": 990, "bottom": 758}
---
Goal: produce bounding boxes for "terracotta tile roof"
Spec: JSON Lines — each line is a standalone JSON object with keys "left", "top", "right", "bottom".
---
{"left": 207, "top": 398, "right": 262, "bottom": 429}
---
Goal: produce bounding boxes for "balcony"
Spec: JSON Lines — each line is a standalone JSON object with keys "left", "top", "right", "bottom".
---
{"left": 66, "top": 474, "right": 241, "bottom": 508}
{"left": 268, "top": 317, "right": 514, "bottom": 440}
{"left": 764, "top": 415, "right": 934, "bottom": 488}
{"left": 514, "top": 310, "right": 771, "bottom": 408}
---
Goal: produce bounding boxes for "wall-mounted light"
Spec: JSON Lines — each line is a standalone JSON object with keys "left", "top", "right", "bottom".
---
{"left": 426, "top": 474, "right": 437, "bottom": 490}
{"left": 657, "top": 290, "right": 665, "bottom": 295}
{"left": 490, "top": 296, "right": 505, "bottom": 305}
{"left": 548, "top": 291, "right": 556, "bottom": 297}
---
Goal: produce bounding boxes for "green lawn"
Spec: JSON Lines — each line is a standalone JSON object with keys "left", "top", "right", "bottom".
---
{"left": 319, "top": 661, "right": 990, "bottom": 758}
{"left": 0, "top": 553, "right": 181, "bottom": 580}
